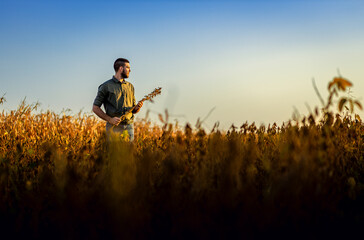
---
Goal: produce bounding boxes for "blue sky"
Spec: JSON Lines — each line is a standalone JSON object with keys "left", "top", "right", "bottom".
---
{"left": 1, "top": 0, "right": 363, "bottom": 129}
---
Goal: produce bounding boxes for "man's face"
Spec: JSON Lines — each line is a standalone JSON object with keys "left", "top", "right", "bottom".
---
{"left": 121, "top": 63, "right": 131, "bottom": 79}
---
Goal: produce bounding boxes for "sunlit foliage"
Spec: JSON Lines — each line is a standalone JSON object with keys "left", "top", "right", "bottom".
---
{"left": 0, "top": 76, "right": 363, "bottom": 239}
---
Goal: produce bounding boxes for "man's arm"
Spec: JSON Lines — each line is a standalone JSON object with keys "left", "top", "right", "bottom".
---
{"left": 130, "top": 85, "right": 143, "bottom": 114}
{"left": 92, "top": 105, "right": 121, "bottom": 125}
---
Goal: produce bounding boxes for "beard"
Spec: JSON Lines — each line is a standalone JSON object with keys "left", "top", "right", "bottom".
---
{"left": 121, "top": 70, "right": 129, "bottom": 79}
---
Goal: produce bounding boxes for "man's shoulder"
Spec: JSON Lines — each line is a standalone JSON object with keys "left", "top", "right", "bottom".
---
{"left": 101, "top": 78, "right": 116, "bottom": 85}
{"left": 124, "top": 80, "right": 134, "bottom": 88}
{"left": 98, "top": 78, "right": 116, "bottom": 88}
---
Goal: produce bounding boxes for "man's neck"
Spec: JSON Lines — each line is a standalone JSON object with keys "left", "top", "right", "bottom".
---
{"left": 114, "top": 73, "right": 124, "bottom": 82}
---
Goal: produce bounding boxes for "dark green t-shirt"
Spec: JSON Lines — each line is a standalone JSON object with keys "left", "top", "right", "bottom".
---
{"left": 93, "top": 76, "right": 136, "bottom": 124}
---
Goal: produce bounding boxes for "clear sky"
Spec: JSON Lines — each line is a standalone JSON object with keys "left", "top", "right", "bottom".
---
{"left": 1, "top": 0, "right": 363, "bottom": 130}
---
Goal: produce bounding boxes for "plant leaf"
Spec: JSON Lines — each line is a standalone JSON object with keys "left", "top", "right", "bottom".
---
{"left": 328, "top": 81, "right": 335, "bottom": 91}
{"left": 355, "top": 114, "right": 361, "bottom": 122}
{"left": 349, "top": 99, "right": 354, "bottom": 113}
{"left": 338, "top": 98, "right": 347, "bottom": 112}
{"left": 354, "top": 101, "right": 363, "bottom": 110}
{"left": 333, "top": 77, "right": 352, "bottom": 91}
{"left": 165, "top": 109, "right": 169, "bottom": 121}
{"left": 158, "top": 113, "right": 164, "bottom": 123}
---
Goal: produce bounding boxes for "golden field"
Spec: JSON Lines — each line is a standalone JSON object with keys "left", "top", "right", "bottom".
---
{"left": 0, "top": 77, "right": 363, "bottom": 239}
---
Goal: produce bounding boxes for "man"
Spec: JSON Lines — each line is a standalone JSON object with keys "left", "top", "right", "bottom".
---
{"left": 92, "top": 58, "right": 143, "bottom": 141}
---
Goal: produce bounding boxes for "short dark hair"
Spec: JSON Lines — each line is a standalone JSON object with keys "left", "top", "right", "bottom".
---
{"left": 113, "top": 58, "right": 130, "bottom": 72}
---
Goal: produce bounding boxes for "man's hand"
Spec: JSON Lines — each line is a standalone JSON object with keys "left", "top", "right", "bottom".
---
{"left": 133, "top": 101, "right": 143, "bottom": 113}
{"left": 108, "top": 117, "right": 121, "bottom": 125}
{"left": 93, "top": 105, "right": 118, "bottom": 124}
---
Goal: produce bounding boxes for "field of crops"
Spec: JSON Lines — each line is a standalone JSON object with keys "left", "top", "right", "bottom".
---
{"left": 0, "top": 77, "right": 363, "bottom": 239}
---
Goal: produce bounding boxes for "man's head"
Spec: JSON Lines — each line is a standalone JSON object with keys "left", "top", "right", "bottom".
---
{"left": 114, "top": 58, "right": 131, "bottom": 79}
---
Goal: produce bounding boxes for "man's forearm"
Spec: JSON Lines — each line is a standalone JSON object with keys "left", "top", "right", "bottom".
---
{"left": 92, "top": 105, "right": 111, "bottom": 122}
{"left": 132, "top": 101, "right": 143, "bottom": 114}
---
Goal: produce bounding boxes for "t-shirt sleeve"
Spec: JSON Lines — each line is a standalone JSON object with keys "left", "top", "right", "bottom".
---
{"left": 93, "top": 84, "right": 107, "bottom": 107}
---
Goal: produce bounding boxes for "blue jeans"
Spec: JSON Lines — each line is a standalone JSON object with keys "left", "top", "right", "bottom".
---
{"left": 106, "top": 123, "right": 134, "bottom": 141}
